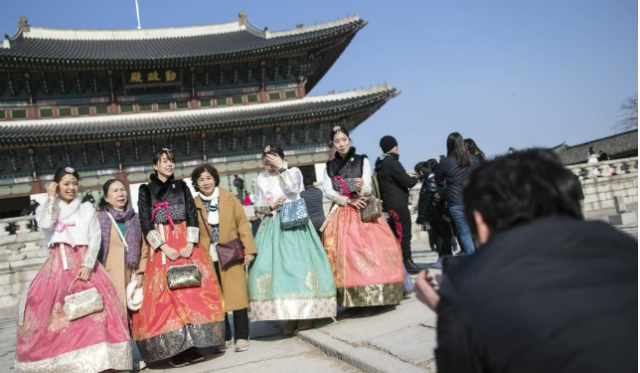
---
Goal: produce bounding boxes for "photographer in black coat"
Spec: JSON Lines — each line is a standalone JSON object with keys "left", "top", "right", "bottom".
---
{"left": 415, "top": 150, "right": 637, "bottom": 373}
{"left": 374, "top": 136, "right": 419, "bottom": 273}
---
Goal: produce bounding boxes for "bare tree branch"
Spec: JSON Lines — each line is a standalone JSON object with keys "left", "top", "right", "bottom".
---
{"left": 615, "top": 94, "right": 638, "bottom": 132}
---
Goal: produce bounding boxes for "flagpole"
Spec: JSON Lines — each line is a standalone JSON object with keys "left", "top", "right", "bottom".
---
{"left": 135, "top": 0, "right": 142, "bottom": 29}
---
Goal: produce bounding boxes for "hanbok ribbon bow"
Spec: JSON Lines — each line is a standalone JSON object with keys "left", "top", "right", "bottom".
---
{"left": 54, "top": 219, "right": 76, "bottom": 270}
{"left": 151, "top": 202, "right": 174, "bottom": 228}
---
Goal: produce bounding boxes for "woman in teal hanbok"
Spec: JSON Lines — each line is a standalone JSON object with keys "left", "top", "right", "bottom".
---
{"left": 248, "top": 144, "right": 337, "bottom": 334}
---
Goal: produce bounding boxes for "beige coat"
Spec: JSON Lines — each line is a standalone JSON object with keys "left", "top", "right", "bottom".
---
{"left": 103, "top": 222, "right": 148, "bottom": 314}
{"left": 195, "top": 187, "right": 258, "bottom": 311}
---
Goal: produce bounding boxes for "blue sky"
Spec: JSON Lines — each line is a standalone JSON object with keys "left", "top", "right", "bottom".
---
{"left": 1, "top": 0, "right": 637, "bottom": 170}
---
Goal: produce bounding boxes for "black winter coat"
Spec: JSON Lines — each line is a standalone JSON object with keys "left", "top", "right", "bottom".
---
{"left": 374, "top": 153, "right": 418, "bottom": 210}
{"left": 416, "top": 175, "right": 445, "bottom": 223}
{"left": 434, "top": 154, "right": 479, "bottom": 205}
{"left": 436, "top": 217, "right": 637, "bottom": 373}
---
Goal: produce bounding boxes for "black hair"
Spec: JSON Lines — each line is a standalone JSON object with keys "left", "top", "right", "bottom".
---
{"left": 52, "top": 167, "right": 81, "bottom": 198}
{"left": 464, "top": 138, "right": 485, "bottom": 161}
{"left": 53, "top": 167, "right": 80, "bottom": 184}
{"left": 262, "top": 144, "right": 285, "bottom": 160}
{"left": 463, "top": 149, "right": 583, "bottom": 238}
{"left": 303, "top": 176, "right": 314, "bottom": 187}
{"left": 588, "top": 146, "right": 596, "bottom": 155}
{"left": 330, "top": 125, "right": 350, "bottom": 142}
{"left": 424, "top": 159, "right": 438, "bottom": 174}
{"left": 191, "top": 164, "right": 221, "bottom": 193}
{"left": 152, "top": 148, "right": 176, "bottom": 167}
{"left": 98, "top": 179, "right": 126, "bottom": 210}
{"left": 446, "top": 132, "right": 471, "bottom": 168}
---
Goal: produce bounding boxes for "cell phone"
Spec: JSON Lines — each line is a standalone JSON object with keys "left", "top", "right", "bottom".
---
{"left": 441, "top": 255, "right": 464, "bottom": 275}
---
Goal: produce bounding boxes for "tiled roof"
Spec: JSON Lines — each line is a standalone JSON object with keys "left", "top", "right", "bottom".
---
{"left": 552, "top": 130, "right": 638, "bottom": 165}
{"left": 0, "top": 83, "right": 399, "bottom": 147}
{"left": 0, "top": 15, "right": 365, "bottom": 65}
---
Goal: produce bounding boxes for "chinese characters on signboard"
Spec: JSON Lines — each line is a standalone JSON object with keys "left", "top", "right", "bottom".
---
{"left": 125, "top": 69, "right": 181, "bottom": 87}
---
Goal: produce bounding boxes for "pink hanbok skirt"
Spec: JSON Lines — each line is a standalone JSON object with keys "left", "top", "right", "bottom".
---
{"left": 323, "top": 204, "right": 404, "bottom": 307}
{"left": 15, "top": 243, "right": 132, "bottom": 373}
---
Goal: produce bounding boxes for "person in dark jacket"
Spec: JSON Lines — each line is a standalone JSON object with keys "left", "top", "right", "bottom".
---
{"left": 434, "top": 132, "right": 479, "bottom": 255}
{"left": 300, "top": 176, "right": 325, "bottom": 238}
{"left": 374, "top": 135, "right": 419, "bottom": 273}
{"left": 81, "top": 190, "right": 95, "bottom": 206}
{"left": 415, "top": 149, "right": 637, "bottom": 373}
{"left": 415, "top": 159, "right": 452, "bottom": 258}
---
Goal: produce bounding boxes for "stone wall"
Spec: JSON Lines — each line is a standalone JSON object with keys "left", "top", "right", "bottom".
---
{"left": 567, "top": 157, "right": 638, "bottom": 211}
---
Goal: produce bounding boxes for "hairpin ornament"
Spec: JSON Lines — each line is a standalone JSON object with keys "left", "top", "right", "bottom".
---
{"left": 64, "top": 167, "right": 75, "bottom": 173}
{"left": 162, "top": 148, "right": 171, "bottom": 153}
{"left": 264, "top": 145, "right": 271, "bottom": 153}
{"left": 333, "top": 126, "right": 341, "bottom": 132}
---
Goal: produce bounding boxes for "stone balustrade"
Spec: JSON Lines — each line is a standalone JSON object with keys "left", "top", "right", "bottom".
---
{"left": 566, "top": 157, "right": 638, "bottom": 211}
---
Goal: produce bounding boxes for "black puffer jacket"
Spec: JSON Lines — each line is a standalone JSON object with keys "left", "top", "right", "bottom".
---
{"left": 434, "top": 154, "right": 480, "bottom": 205}
{"left": 374, "top": 153, "right": 418, "bottom": 210}
{"left": 416, "top": 175, "right": 446, "bottom": 223}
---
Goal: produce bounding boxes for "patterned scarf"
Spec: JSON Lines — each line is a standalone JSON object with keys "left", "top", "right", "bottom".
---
{"left": 199, "top": 190, "right": 220, "bottom": 245}
{"left": 97, "top": 203, "right": 142, "bottom": 268}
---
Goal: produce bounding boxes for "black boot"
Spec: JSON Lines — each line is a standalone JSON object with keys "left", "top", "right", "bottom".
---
{"left": 404, "top": 259, "right": 421, "bottom": 274}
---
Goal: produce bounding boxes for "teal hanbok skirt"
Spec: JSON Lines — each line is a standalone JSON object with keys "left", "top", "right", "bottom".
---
{"left": 248, "top": 213, "right": 337, "bottom": 321}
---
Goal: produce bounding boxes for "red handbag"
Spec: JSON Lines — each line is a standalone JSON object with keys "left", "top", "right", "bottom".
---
{"left": 198, "top": 209, "right": 245, "bottom": 267}
{"left": 216, "top": 238, "right": 245, "bottom": 268}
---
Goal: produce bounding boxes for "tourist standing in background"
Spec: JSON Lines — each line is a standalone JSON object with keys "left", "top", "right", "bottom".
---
{"left": 374, "top": 135, "right": 419, "bottom": 273}
{"left": 435, "top": 132, "right": 480, "bottom": 255}
{"left": 464, "top": 138, "right": 486, "bottom": 162}
{"left": 323, "top": 126, "right": 404, "bottom": 315}
{"left": 233, "top": 175, "right": 245, "bottom": 199}
{"left": 15, "top": 167, "right": 132, "bottom": 373}
{"left": 415, "top": 159, "right": 453, "bottom": 259}
{"left": 135, "top": 148, "right": 224, "bottom": 368}
{"left": 248, "top": 145, "right": 336, "bottom": 334}
{"left": 81, "top": 190, "right": 95, "bottom": 206}
{"left": 192, "top": 164, "right": 257, "bottom": 353}
{"left": 300, "top": 176, "right": 326, "bottom": 238}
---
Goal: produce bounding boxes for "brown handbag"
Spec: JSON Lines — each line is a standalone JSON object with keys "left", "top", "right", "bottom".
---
{"left": 198, "top": 208, "right": 245, "bottom": 268}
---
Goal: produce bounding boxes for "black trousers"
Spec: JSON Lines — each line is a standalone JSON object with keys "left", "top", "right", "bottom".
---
{"left": 213, "top": 262, "right": 250, "bottom": 341}
{"left": 386, "top": 205, "right": 413, "bottom": 262}
{"left": 429, "top": 220, "right": 453, "bottom": 257}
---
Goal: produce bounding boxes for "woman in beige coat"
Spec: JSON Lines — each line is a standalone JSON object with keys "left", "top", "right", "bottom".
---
{"left": 97, "top": 179, "right": 147, "bottom": 314}
{"left": 192, "top": 164, "right": 258, "bottom": 352}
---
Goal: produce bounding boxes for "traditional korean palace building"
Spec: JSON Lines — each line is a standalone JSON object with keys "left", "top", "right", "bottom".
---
{"left": 0, "top": 13, "right": 399, "bottom": 216}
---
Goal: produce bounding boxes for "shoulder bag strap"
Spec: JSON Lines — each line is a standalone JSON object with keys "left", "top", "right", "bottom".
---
{"left": 106, "top": 212, "right": 128, "bottom": 249}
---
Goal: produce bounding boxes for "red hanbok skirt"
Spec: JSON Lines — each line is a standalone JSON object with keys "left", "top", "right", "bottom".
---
{"left": 132, "top": 222, "right": 225, "bottom": 362}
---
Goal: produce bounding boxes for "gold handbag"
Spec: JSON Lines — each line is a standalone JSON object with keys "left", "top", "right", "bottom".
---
{"left": 63, "top": 279, "right": 104, "bottom": 321}
{"left": 361, "top": 196, "right": 383, "bottom": 222}
{"left": 166, "top": 258, "right": 202, "bottom": 290}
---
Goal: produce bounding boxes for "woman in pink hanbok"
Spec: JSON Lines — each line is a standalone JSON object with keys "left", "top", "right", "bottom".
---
{"left": 15, "top": 167, "right": 131, "bottom": 373}
{"left": 322, "top": 125, "right": 404, "bottom": 314}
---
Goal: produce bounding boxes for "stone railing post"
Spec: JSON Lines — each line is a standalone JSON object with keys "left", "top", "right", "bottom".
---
{"left": 0, "top": 222, "right": 10, "bottom": 236}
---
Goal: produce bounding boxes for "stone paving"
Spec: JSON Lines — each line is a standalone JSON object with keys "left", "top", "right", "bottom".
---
{"left": 0, "top": 206, "right": 635, "bottom": 373}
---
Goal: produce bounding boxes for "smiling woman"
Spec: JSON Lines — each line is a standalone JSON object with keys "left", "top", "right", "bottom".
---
{"left": 15, "top": 167, "right": 132, "bottom": 373}
{"left": 134, "top": 148, "right": 225, "bottom": 368}
{"left": 96, "top": 179, "right": 147, "bottom": 319}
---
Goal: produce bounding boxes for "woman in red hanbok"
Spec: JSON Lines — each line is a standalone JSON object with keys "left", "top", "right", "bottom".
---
{"left": 133, "top": 148, "right": 225, "bottom": 368}
{"left": 15, "top": 167, "right": 132, "bottom": 373}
